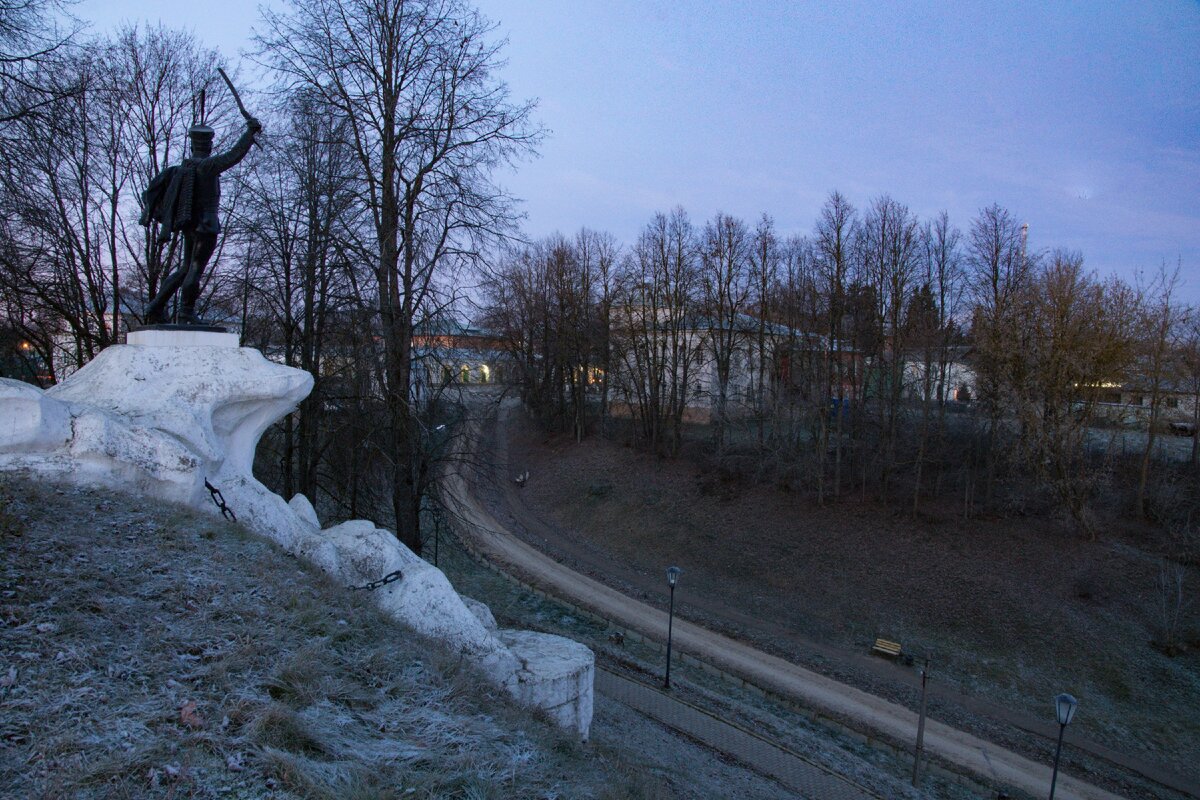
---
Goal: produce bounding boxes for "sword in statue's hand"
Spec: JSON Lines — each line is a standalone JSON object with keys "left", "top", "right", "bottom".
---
{"left": 216, "top": 68, "right": 262, "bottom": 141}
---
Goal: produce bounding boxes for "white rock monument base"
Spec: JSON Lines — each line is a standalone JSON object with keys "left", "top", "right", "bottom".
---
{"left": 0, "top": 330, "right": 593, "bottom": 739}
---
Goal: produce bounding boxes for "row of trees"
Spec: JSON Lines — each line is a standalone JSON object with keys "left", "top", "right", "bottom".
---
{"left": 483, "top": 199, "right": 1199, "bottom": 536}
{"left": 0, "top": 0, "right": 540, "bottom": 555}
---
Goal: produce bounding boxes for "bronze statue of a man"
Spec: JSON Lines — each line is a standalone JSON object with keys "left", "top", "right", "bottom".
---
{"left": 140, "top": 117, "right": 261, "bottom": 325}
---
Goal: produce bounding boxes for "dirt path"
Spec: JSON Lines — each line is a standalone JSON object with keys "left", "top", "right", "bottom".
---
{"left": 440, "top": 399, "right": 1130, "bottom": 800}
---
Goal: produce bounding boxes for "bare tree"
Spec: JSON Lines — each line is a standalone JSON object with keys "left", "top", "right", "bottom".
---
{"left": 768, "top": 233, "right": 823, "bottom": 487}
{"left": 483, "top": 235, "right": 577, "bottom": 432}
{"left": 1155, "top": 559, "right": 1188, "bottom": 655}
{"left": 112, "top": 24, "right": 223, "bottom": 318}
{"left": 0, "top": 50, "right": 117, "bottom": 376}
{"left": 910, "top": 211, "right": 963, "bottom": 513}
{"left": 1181, "top": 307, "right": 1200, "bottom": 467}
{"left": 234, "top": 91, "right": 361, "bottom": 503}
{"left": 482, "top": 230, "right": 617, "bottom": 439}
{"left": 813, "top": 191, "right": 856, "bottom": 501}
{"left": 577, "top": 227, "right": 618, "bottom": 427}
{"left": 966, "top": 204, "right": 1030, "bottom": 507}
{"left": 0, "top": 26, "right": 224, "bottom": 379}
{"left": 556, "top": 234, "right": 593, "bottom": 441}
{"left": 699, "top": 212, "right": 751, "bottom": 449}
{"left": 748, "top": 214, "right": 778, "bottom": 443}
{"left": 1014, "top": 252, "right": 1136, "bottom": 533}
{"left": 0, "top": 0, "right": 83, "bottom": 125}
{"left": 859, "top": 195, "right": 920, "bottom": 498}
{"left": 613, "top": 209, "right": 700, "bottom": 455}
{"left": 257, "top": 0, "right": 540, "bottom": 554}
{"left": 483, "top": 243, "right": 549, "bottom": 412}
{"left": 1134, "top": 264, "right": 1185, "bottom": 516}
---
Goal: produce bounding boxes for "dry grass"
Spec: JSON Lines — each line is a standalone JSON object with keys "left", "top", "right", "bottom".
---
{"left": 0, "top": 475, "right": 673, "bottom": 800}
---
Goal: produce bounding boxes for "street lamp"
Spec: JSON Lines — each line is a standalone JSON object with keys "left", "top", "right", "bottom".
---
{"left": 911, "top": 657, "right": 931, "bottom": 788}
{"left": 664, "top": 566, "right": 682, "bottom": 689}
{"left": 1048, "top": 693, "right": 1078, "bottom": 800}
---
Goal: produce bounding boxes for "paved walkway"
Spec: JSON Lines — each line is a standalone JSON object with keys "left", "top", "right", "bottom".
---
{"left": 441, "top": 403, "right": 1133, "bottom": 800}
{"left": 597, "top": 668, "right": 880, "bottom": 800}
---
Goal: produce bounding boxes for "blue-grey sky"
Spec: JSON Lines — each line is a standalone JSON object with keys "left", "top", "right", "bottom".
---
{"left": 85, "top": 0, "right": 1199, "bottom": 297}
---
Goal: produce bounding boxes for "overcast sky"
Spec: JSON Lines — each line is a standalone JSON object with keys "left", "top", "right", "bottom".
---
{"left": 84, "top": 0, "right": 1199, "bottom": 298}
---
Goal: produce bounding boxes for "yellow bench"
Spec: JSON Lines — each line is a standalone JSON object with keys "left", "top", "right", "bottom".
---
{"left": 872, "top": 638, "right": 903, "bottom": 658}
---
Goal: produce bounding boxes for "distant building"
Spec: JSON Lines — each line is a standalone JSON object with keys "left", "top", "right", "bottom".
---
{"left": 1084, "top": 380, "right": 1199, "bottom": 434}
{"left": 901, "top": 346, "right": 978, "bottom": 404}
{"left": 609, "top": 310, "right": 853, "bottom": 422}
{"left": 411, "top": 316, "right": 514, "bottom": 404}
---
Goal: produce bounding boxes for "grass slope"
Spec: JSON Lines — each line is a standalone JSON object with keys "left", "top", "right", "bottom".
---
{"left": 0, "top": 477, "right": 684, "bottom": 800}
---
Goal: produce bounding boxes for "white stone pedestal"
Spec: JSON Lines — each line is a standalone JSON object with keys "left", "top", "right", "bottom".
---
{"left": 0, "top": 338, "right": 595, "bottom": 739}
{"left": 127, "top": 328, "right": 239, "bottom": 348}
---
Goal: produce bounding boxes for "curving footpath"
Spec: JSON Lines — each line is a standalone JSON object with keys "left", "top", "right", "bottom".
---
{"left": 440, "top": 401, "right": 1128, "bottom": 800}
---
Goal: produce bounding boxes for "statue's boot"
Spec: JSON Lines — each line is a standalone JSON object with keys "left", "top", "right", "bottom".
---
{"left": 143, "top": 266, "right": 187, "bottom": 326}
{"left": 141, "top": 290, "right": 173, "bottom": 325}
{"left": 176, "top": 306, "right": 209, "bottom": 326}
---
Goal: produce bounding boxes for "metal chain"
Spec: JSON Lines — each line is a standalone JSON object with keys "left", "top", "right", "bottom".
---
{"left": 199, "top": 475, "right": 401, "bottom": 592}
{"left": 348, "top": 570, "right": 403, "bottom": 592}
{"left": 203, "top": 479, "right": 237, "bottom": 522}
{"left": 199, "top": 474, "right": 397, "bottom": 593}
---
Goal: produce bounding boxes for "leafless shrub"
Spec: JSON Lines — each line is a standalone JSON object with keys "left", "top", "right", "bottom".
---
{"left": 1154, "top": 559, "right": 1190, "bottom": 656}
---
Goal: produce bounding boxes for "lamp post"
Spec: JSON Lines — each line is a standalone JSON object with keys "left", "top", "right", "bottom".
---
{"left": 911, "top": 657, "right": 930, "bottom": 787}
{"left": 664, "top": 566, "right": 681, "bottom": 689}
{"left": 1048, "top": 693, "right": 1078, "bottom": 800}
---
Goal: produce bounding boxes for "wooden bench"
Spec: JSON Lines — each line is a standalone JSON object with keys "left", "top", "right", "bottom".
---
{"left": 872, "top": 638, "right": 903, "bottom": 659}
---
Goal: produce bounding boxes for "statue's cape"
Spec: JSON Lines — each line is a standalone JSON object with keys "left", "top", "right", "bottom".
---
{"left": 139, "top": 162, "right": 196, "bottom": 241}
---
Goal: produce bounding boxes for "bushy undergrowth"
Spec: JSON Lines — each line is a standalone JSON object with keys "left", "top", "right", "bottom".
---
{"left": 0, "top": 477, "right": 666, "bottom": 800}
{"left": 654, "top": 408, "right": 1200, "bottom": 551}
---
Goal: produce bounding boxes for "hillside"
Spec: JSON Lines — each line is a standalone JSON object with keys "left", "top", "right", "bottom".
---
{"left": 0, "top": 476, "right": 776, "bottom": 800}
